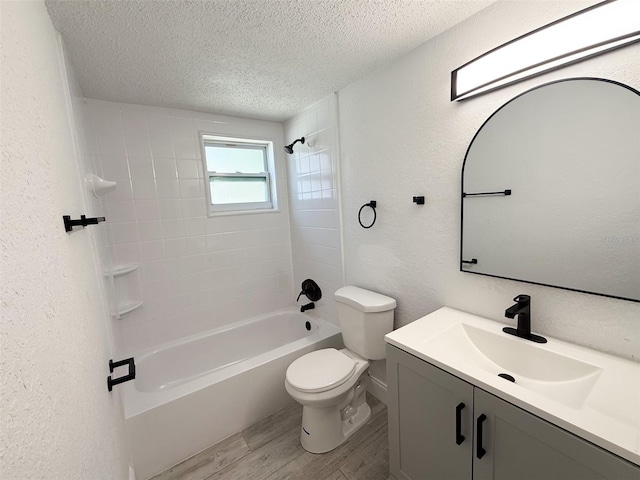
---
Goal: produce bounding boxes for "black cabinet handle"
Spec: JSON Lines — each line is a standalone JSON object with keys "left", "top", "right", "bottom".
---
{"left": 455, "top": 402, "right": 466, "bottom": 445}
{"left": 476, "top": 414, "right": 487, "bottom": 459}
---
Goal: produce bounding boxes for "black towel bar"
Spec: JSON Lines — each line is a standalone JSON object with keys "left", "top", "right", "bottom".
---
{"left": 463, "top": 189, "right": 511, "bottom": 197}
{"left": 63, "top": 215, "right": 106, "bottom": 232}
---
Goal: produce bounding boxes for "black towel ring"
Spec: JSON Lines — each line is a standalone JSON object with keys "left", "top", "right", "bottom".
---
{"left": 358, "top": 201, "right": 377, "bottom": 229}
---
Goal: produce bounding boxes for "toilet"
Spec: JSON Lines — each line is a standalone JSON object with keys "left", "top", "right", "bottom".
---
{"left": 285, "top": 286, "right": 396, "bottom": 453}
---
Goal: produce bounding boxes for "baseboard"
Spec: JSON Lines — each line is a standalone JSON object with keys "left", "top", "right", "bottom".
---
{"left": 367, "top": 372, "right": 387, "bottom": 405}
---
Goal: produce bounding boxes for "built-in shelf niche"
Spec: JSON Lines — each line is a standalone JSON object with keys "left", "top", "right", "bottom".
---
{"left": 103, "top": 264, "right": 143, "bottom": 319}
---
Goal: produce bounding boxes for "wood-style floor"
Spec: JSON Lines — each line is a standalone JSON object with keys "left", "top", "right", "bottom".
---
{"left": 151, "top": 394, "right": 389, "bottom": 480}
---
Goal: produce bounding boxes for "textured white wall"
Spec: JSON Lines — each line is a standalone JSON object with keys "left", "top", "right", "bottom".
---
{"left": 338, "top": 0, "right": 640, "bottom": 360}
{"left": 0, "top": 2, "right": 130, "bottom": 479}
{"left": 84, "top": 100, "right": 294, "bottom": 355}
{"left": 284, "top": 95, "right": 345, "bottom": 324}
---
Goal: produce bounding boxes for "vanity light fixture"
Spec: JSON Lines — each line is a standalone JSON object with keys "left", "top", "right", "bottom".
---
{"left": 451, "top": 0, "right": 640, "bottom": 101}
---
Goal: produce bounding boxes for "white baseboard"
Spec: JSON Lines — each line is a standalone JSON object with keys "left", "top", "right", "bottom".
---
{"left": 367, "top": 372, "right": 388, "bottom": 405}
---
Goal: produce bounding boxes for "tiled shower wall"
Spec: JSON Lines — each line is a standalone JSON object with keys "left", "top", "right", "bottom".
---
{"left": 284, "top": 95, "right": 345, "bottom": 323}
{"left": 84, "top": 100, "right": 294, "bottom": 355}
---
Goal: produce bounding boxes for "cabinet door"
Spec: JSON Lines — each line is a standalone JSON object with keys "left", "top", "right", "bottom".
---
{"left": 387, "top": 345, "right": 474, "bottom": 480}
{"left": 473, "top": 388, "right": 640, "bottom": 480}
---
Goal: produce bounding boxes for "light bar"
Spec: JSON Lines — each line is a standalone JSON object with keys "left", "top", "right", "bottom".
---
{"left": 451, "top": 0, "right": 640, "bottom": 101}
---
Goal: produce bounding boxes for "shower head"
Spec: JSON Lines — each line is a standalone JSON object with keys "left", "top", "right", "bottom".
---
{"left": 284, "top": 137, "right": 305, "bottom": 154}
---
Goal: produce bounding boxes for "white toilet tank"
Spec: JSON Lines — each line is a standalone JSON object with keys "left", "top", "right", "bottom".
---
{"left": 334, "top": 286, "right": 396, "bottom": 360}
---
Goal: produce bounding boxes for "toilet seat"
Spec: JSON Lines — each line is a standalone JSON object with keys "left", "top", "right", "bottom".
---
{"left": 286, "top": 349, "right": 356, "bottom": 393}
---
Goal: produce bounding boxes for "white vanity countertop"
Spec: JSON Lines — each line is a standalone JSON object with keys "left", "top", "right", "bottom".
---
{"left": 385, "top": 307, "right": 640, "bottom": 466}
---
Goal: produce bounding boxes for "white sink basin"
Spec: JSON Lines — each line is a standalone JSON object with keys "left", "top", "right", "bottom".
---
{"left": 422, "top": 322, "right": 602, "bottom": 408}
{"left": 385, "top": 307, "right": 640, "bottom": 466}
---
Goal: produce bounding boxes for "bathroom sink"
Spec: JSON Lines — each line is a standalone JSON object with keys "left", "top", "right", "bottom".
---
{"left": 385, "top": 307, "right": 640, "bottom": 466}
{"left": 421, "top": 322, "right": 602, "bottom": 408}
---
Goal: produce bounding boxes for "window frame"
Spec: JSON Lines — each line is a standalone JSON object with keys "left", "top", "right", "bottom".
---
{"left": 200, "top": 134, "right": 277, "bottom": 216}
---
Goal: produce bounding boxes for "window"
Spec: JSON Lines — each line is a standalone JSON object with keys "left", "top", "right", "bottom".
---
{"left": 201, "top": 135, "right": 276, "bottom": 214}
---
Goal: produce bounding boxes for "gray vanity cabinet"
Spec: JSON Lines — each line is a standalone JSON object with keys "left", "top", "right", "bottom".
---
{"left": 387, "top": 345, "right": 640, "bottom": 480}
{"left": 387, "top": 344, "right": 474, "bottom": 480}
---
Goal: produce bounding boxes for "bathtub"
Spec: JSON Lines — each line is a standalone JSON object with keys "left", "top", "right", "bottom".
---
{"left": 123, "top": 309, "right": 342, "bottom": 480}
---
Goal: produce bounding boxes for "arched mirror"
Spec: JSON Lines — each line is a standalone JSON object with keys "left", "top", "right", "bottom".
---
{"left": 461, "top": 78, "right": 640, "bottom": 302}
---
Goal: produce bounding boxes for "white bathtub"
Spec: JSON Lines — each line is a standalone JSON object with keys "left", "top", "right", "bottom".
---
{"left": 123, "top": 309, "right": 342, "bottom": 480}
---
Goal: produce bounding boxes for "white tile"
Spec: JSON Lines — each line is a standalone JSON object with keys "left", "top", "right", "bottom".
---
{"left": 132, "top": 178, "right": 158, "bottom": 199}
{"left": 140, "top": 260, "right": 168, "bottom": 281}
{"left": 149, "top": 132, "right": 175, "bottom": 158}
{"left": 260, "top": 227, "right": 290, "bottom": 245}
{"left": 100, "top": 155, "right": 130, "bottom": 179}
{"left": 82, "top": 105, "right": 101, "bottom": 155}
{"left": 319, "top": 150, "right": 332, "bottom": 174}
{"left": 161, "top": 219, "right": 185, "bottom": 239}
{"left": 165, "top": 257, "right": 186, "bottom": 277}
{"left": 113, "top": 243, "right": 141, "bottom": 264}
{"left": 153, "top": 157, "right": 178, "bottom": 179}
{"left": 310, "top": 172, "right": 322, "bottom": 192}
{"left": 109, "top": 179, "right": 134, "bottom": 201}
{"left": 205, "top": 233, "right": 222, "bottom": 251}
{"left": 194, "top": 120, "right": 216, "bottom": 134}
{"left": 140, "top": 241, "right": 165, "bottom": 262}
{"left": 306, "top": 108, "right": 319, "bottom": 135}
{"left": 321, "top": 170, "right": 333, "bottom": 192}
{"left": 317, "top": 97, "right": 330, "bottom": 131}
{"left": 183, "top": 236, "right": 207, "bottom": 256}
{"left": 148, "top": 115, "right": 175, "bottom": 157}
{"left": 217, "top": 231, "right": 250, "bottom": 250}
{"left": 155, "top": 178, "right": 181, "bottom": 198}
{"left": 138, "top": 221, "right": 164, "bottom": 242}
{"left": 181, "top": 254, "right": 209, "bottom": 275}
{"left": 207, "top": 251, "right": 237, "bottom": 270}
{"left": 204, "top": 218, "right": 225, "bottom": 235}
{"left": 128, "top": 156, "right": 154, "bottom": 179}
{"left": 181, "top": 198, "right": 206, "bottom": 218}
{"left": 107, "top": 201, "right": 136, "bottom": 223}
{"left": 142, "top": 279, "right": 173, "bottom": 301}
{"left": 179, "top": 179, "right": 203, "bottom": 198}
{"left": 309, "top": 153, "right": 320, "bottom": 174}
{"left": 92, "top": 106, "right": 126, "bottom": 157}
{"left": 134, "top": 199, "right": 160, "bottom": 221}
{"left": 321, "top": 189, "right": 338, "bottom": 210}
{"left": 164, "top": 237, "right": 187, "bottom": 258}
{"left": 110, "top": 222, "right": 140, "bottom": 245}
{"left": 183, "top": 217, "right": 205, "bottom": 237}
{"left": 318, "top": 128, "right": 332, "bottom": 152}
{"left": 158, "top": 198, "right": 183, "bottom": 219}
{"left": 177, "top": 159, "right": 199, "bottom": 179}
{"left": 173, "top": 271, "right": 210, "bottom": 295}
{"left": 170, "top": 117, "right": 194, "bottom": 139}
{"left": 122, "top": 110, "right": 152, "bottom": 158}
{"left": 298, "top": 156, "right": 310, "bottom": 175}
{"left": 173, "top": 137, "right": 197, "bottom": 159}
{"left": 318, "top": 210, "right": 339, "bottom": 229}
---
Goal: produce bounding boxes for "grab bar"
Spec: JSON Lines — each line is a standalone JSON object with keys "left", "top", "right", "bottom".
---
{"left": 107, "top": 357, "right": 136, "bottom": 392}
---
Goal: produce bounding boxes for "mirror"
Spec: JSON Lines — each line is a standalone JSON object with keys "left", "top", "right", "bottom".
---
{"left": 461, "top": 78, "right": 640, "bottom": 302}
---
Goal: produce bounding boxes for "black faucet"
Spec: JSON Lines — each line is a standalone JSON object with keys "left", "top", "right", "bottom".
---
{"left": 300, "top": 302, "right": 315, "bottom": 313}
{"left": 503, "top": 295, "right": 547, "bottom": 344}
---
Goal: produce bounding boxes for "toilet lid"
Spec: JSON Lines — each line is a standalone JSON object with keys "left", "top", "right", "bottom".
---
{"left": 286, "top": 348, "right": 356, "bottom": 393}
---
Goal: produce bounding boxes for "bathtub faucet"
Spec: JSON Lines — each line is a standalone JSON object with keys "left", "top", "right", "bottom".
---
{"left": 300, "top": 302, "right": 315, "bottom": 313}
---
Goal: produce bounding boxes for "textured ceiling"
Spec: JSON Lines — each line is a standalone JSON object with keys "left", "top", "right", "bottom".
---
{"left": 46, "top": 0, "right": 493, "bottom": 121}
